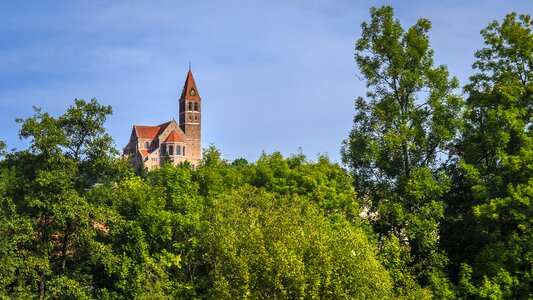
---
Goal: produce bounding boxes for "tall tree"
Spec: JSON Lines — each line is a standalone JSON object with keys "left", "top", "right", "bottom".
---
{"left": 445, "top": 13, "right": 532, "bottom": 298}
{"left": 1, "top": 99, "right": 117, "bottom": 298}
{"left": 341, "top": 6, "right": 462, "bottom": 297}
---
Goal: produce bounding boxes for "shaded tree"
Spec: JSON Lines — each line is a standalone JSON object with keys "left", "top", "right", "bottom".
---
{"left": 444, "top": 12, "right": 532, "bottom": 298}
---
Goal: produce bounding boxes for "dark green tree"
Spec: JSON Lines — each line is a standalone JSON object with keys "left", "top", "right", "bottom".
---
{"left": 341, "top": 6, "right": 462, "bottom": 298}
{"left": 444, "top": 13, "right": 532, "bottom": 298}
{"left": 1, "top": 99, "right": 118, "bottom": 299}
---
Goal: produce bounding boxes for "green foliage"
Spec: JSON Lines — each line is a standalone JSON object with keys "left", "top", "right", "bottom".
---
{"left": 2, "top": 103, "right": 379, "bottom": 299}
{"left": 1, "top": 9, "right": 531, "bottom": 299}
{"left": 342, "top": 6, "right": 460, "bottom": 297}
{"left": 250, "top": 151, "right": 360, "bottom": 223}
{"left": 201, "top": 187, "right": 393, "bottom": 299}
{"left": 442, "top": 12, "right": 532, "bottom": 298}
{"left": 1, "top": 99, "right": 120, "bottom": 299}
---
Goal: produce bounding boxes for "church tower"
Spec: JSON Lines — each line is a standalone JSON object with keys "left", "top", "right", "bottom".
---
{"left": 179, "top": 68, "right": 201, "bottom": 165}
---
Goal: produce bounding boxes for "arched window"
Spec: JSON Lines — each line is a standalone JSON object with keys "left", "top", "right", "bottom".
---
{"left": 176, "top": 146, "right": 181, "bottom": 156}
{"left": 169, "top": 145, "right": 174, "bottom": 155}
{"left": 194, "top": 103, "right": 199, "bottom": 111}
{"left": 188, "top": 102, "right": 192, "bottom": 111}
{"left": 183, "top": 146, "right": 186, "bottom": 156}
{"left": 194, "top": 115, "right": 198, "bottom": 121}
{"left": 145, "top": 141, "right": 149, "bottom": 149}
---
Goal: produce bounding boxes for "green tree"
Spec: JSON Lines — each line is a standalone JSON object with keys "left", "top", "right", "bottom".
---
{"left": 57, "top": 98, "right": 117, "bottom": 187}
{"left": 341, "top": 6, "right": 462, "bottom": 297}
{"left": 200, "top": 187, "right": 393, "bottom": 299}
{"left": 250, "top": 151, "right": 360, "bottom": 223}
{"left": 148, "top": 164, "right": 205, "bottom": 297}
{"left": 444, "top": 13, "right": 532, "bottom": 298}
{"left": 194, "top": 145, "right": 246, "bottom": 199}
{"left": 185, "top": 146, "right": 389, "bottom": 297}
{"left": 81, "top": 162, "right": 206, "bottom": 299}
{"left": 1, "top": 99, "right": 117, "bottom": 299}
{"left": 0, "top": 153, "right": 40, "bottom": 299}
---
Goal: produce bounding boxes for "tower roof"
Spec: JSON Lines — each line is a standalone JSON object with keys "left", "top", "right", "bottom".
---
{"left": 181, "top": 69, "right": 201, "bottom": 100}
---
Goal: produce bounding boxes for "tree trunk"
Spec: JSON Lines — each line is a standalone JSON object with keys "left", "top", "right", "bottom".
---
{"left": 39, "top": 273, "right": 45, "bottom": 299}
{"left": 402, "top": 142, "right": 410, "bottom": 179}
{"left": 60, "top": 221, "right": 71, "bottom": 271}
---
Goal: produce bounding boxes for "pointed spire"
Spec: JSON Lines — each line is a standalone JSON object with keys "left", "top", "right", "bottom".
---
{"left": 181, "top": 68, "right": 200, "bottom": 100}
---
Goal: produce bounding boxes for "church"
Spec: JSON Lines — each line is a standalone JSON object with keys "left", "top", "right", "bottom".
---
{"left": 122, "top": 69, "right": 202, "bottom": 170}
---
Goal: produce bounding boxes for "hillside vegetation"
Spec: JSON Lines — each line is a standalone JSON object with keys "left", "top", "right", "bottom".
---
{"left": 0, "top": 6, "right": 531, "bottom": 299}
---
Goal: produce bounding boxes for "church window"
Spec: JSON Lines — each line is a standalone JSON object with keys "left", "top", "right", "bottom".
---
{"left": 169, "top": 145, "right": 174, "bottom": 155}
{"left": 183, "top": 146, "right": 186, "bottom": 156}
{"left": 188, "top": 102, "right": 192, "bottom": 111}
{"left": 194, "top": 115, "right": 198, "bottom": 121}
{"left": 177, "top": 146, "right": 181, "bottom": 156}
{"left": 189, "top": 115, "right": 192, "bottom": 121}
{"left": 194, "top": 103, "right": 199, "bottom": 111}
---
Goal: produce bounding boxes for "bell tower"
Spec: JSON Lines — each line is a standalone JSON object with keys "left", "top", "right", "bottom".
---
{"left": 179, "top": 68, "right": 201, "bottom": 165}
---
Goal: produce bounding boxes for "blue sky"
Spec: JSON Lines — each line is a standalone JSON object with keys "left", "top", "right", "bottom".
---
{"left": 1, "top": 0, "right": 531, "bottom": 162}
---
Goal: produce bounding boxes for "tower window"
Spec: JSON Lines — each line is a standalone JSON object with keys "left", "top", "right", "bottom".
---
{"left": 194, "top": 103, "right": 199, "bottom": 111}
{"left": 194, "top": 115, "right": 198, "bottom": 121}
{"left": 189, "top": 115, "right": 192, "bottom": 121}
{"left": 188, "top": 102, "right": 192, "bottom": 111}
{"left": 169, "top": 145, "right": 174, "bottom": 155}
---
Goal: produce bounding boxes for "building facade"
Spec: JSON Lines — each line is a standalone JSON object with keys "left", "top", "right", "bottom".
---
{"left": 123, "top": 69, "right": 202, "bottom": 169}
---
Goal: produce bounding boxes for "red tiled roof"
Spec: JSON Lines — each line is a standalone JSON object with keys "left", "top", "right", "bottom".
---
{"left": 180, "top": 69, "right": 201, "bottom": 100}
{"left": 139, "top": 149, "right": 149, "bottom": 156}
{"left": 164, "top": 131, "right": 184, "bottom": 143}
{"left": 134, "top": 120, "right": 174, "bottom": 140}
{"left": 134, "top": 125, "right": 160, "bottom": 140}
